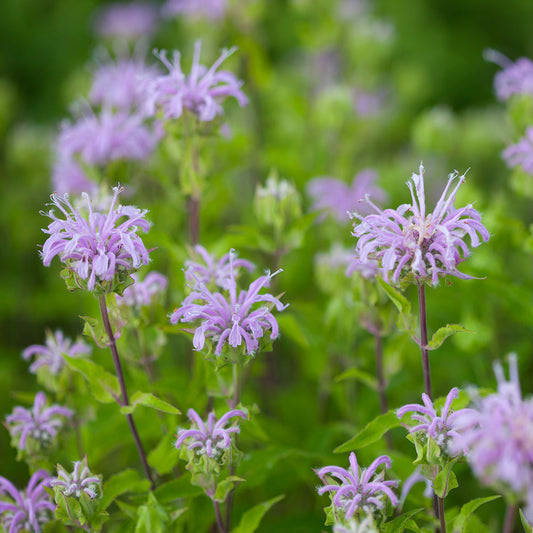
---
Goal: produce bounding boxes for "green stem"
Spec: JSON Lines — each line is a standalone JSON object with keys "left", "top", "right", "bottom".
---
{"left": 98, "top": 294, "right": 155, "bottom": 490}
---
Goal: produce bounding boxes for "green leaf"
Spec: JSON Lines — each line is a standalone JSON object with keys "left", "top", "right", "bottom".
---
{"left": 213, "top": 476, "right": 245, "bottom": 503}
{"left": 520, "top": 509, "right": 533, "bottom": 533}
{"left": 148, "top": 431, "right": 180, "bottom": 476}
{"left": 153, "top": 476, "right": 203, "bottom": 504}
{"left": 451, "top": 496, "right": 500, "bottom": 533}
{"left": 334, "top": 411, "right": 401, "bottom": 453}
{"left": 334, "top": 367, "right": 378, "bottom": 390}
{"left": 120, "top": 391, "right": 181, "bottom": 416}
{"left": 135, "top": 493, "right": 169, "bottom": 533}
{"left": 433, "top": 461, "right": 458, "bottom": 498}
{"left": 232, "top": 495, "right": 285, "bottom": 533}
{"left": 276, "top": 313, "right": 309, "bottom": 348}
{"left": 426, "top": 324, "right": 472, "bottom": 351}
{"left": 63, "top": 355, "right": 120, "bottom": 404}
{"left": 100, "top": 469, "right": 151, "bottom": 510}
{"left": 81, "top": 315, "right": 109, "bottom": 349}
{"left": 382, "top": 509, "right": 424, "bottom": 533}
{"left": 377, "top": 277, "right": 411, "bottom": 314}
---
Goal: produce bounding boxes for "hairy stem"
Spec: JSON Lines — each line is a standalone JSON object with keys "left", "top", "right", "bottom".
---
{"left": 503, "top": 504, "right": 517, "bottom": 533}
{"left": 417, "top": 283, "right": 433, "bottom": 399}
{"left": 98, "top": 294, "right": 155, "bottom": 490}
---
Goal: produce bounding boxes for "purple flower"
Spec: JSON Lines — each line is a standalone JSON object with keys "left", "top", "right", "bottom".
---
{"left": 56, "top": 108, "right": 159, "bottom": 167}
{"left": 40, "top": 186, "right": 151, "bottom": 292}
{"left": 502, "top": 127, "right": 533, "bottom": 175}
{"left": 149, "top": 41, "right": 248, "bottom": 122}
{"left": 316, "top": 452, "right": 398, "bottom": 520}
{"left": 170, "top": 250, "right": 287, "bottom": 356}
{"left": 397, "top": 387, "right": 474, "bottom": 457}
{"left": 94, "top": 2, "right": 159, "bottom": 40}
{"left": 6, "top": 392, "right": 72, "bottom": 451}
{"left": 89, "top": 54, "right": 161, "bottom": 113}
{"left": 353, "top": 88, "right": 386, "bottom": 118}
{"left": 116, "top": 271, "right": 168, "bottom": 307}
{"left": 176, "top": 407, "right": 246, "bottom": 459}
{"left": 351, "top": 163, "right": 490, "bottom": 286}
{"left": 184, "top": 245, "right": 254, "bottom": 290}
{"left": 484, "top": 49, "right": 533, "bottom": 102}
{"left": 0, "top": 470, "right": 55, "bottom": 533}
{"left": 307, "top": 169, "right": 387, "bottom": 223}
{"left": 161, "top": 0, "right": 227, "bottom": 20}
{"left": 51, "top": 457, "right": 101, "bottom": 500}
{"left": 455, "top": 354, "right": 533, "bottom": 520}
{"left": 51, "top": 157, "right": 98, "bottom": 196}
{"left": 22, "top": 330, "right": 92, "bottom": 376}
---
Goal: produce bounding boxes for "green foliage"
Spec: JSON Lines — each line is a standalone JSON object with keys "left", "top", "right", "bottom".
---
{"left": 232, "top": 495, "right": 285, "bottom": 533}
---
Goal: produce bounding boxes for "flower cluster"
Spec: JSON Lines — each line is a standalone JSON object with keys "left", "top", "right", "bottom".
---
{"left": 0, "top": 470, "right": 54, "bottom": 533}
{"left": 176, "top": 408, "right": 246, "bottom": 460}
{"left": 397, "top": 387, "right": 474, "bottom": 458}
{"left": 149, "top": 41, "right": 248, "bottom": 122}
{"left": 162, "top": 0, "right": 227, "bottom": 20}
{"left": 316, "top": 452, "right": 398, "bottom": 521}
{"left": 6, "top": 392, "right": 72, "bottom": 451}
{"left": 51, "top": 457, "right": 102, "bottom": 500}
{"left": 456, "top": 355, "right": 533, "bottom": 520}
{"left": 485, "top": 49, "right": 533, "bottom": 102}
{"left": 170, "top": 250, "right": 287, "bottom": 356}
{"left": 117, "top": 271, "right": 168, "bottom": 307}
{"left": 41, "top": 186, "right": 151, "bottom": 293}
{"left": 350, "top": 163, "right": 490, "bottom": 286}
{"left": 307, "top": 169, "right": 386, "bottom": 223}
{"left": 502, "top": 127, "right": 533, "bottom": 175}
{"left": 93, "top": 1, "right": 159, "bottom": 40}
{"left": 184, "top": 245, "right": 254, "bottom": 290}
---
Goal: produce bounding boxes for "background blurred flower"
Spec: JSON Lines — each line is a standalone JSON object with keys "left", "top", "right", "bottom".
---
{"left": 117, "top": 271, "right": 168, "bottom": 307}
{"left": 22, "top": 329, "right": 91, "bottom": 375}
{"left": 502, "top": 127, "right": 533, "bottom": 175}
{"left": 93, "top": 2, "right": 159, "bottom": 40}
{"left": 149, "top": 41, "right": 248, "bottom": 122}
{"left": 485, "top": 49, "right": 533, "bottom": 101}
{"left": 161, "top": 0, "right": 227, "bottom": 20}
{"left": 6, "top": 392, "right": 72, "bottom": 451}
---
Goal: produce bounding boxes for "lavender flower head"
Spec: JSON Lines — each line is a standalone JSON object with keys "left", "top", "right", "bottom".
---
{"left": 56, "top": 108, "right": 159, "bottom": 167}
{"left": 0, "top": 470, "right": 54, "bottom": 533}
{"left": 397, "top": 387, "right": 474, "bottom": 457}
{"left": 184, "top": 245, "right": 254, "bottom": 290}
{"left": 502, "top": 127, "right": 533, "bottom": 176}
{"left": 316, "top": 452, "right": 398, "bottom": 520}
{"left": 94, "top": 2, "right": 159, "bottom": 40}
{"left": 40, "top": 186, "right": 151, "bottom": 293}
{"left": 6, "top": 392, "right": 72, "bottom": 451}
{"left": 170, "top": 250, "right": 287, "bottom": 356}
{"left": 51, "top": 456, "right": 101, "bottom": 500}
{"left": 176, "top": 407, "right": 246, "bottom": 460}
{"left": 307, "top": 169, "right": 386, "bottom": 223}
{"left": 51, "top": 157, "right": 98, "bottom": 196}
{"left": 22, "top": 330, "right": 92, "bottom": 376}
{"left": 149, "top": 41, "right": 248, "bottom": 122}
{"left": 351, "top": 163, "right": 490, "bottom": 286}
{"left": 162, "top": 0, "right": 227, "bottom": 20}
{"left": 117, "top": 271, "right": 167, "bottom": 307}
{"left": 89, "top": 54, "right": 161, "bottom": 113}
{"left": 484, "top": 49, "right": 533, "bottom": 102}
{"left": 455, "top": 354, "right": 533, "bottom": 519}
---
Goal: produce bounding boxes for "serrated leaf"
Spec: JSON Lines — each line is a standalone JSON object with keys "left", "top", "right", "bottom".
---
{"left": 520, "top": 509, "right": 533, "bottom": 533}
{"left": 334, "top": 411, "right": 401, "bottom": 453}
{"left": 63, "top": 355, "right": 120, "bottom": 404}
{"left": 451, "top": 496, "right": 500, "bottom": 533}
{"left": 120, "top": 392, "right": 181, "bottom": 416}
{"left": 433, "top": 461, "right": 458, "bottom": 498}
{"left": 335, "top": 367, "right": 378, "bottom": 390}
{"left": 213, "top": 476, "right": 245, "bottom": 503}
{"left": 426, "top": 324, "right": 472, "bottom": 351}
{"left": 232, "top": 495, "right": 285, "bottom": 533}
{"left": 153, "top": 476, "right": 203, "bottom": 504}
{"left": 100, "top": 469, "right": 151, "bottom": 510}
{"left": 382, "top": 509, "right": 424, "bottom": 533}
